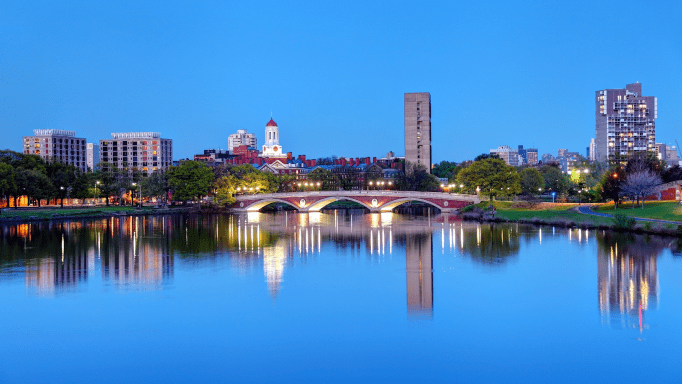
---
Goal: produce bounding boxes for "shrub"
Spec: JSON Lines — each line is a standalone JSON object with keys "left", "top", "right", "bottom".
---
{"left": 643, "top": 221, "right": 653, "bottom": 231}
{"left": 612, "top": 213, "right": 636, "bottom": 230}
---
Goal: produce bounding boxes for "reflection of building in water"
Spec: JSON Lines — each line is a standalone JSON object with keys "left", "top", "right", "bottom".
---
{"left": 100, "top": 217, "right": 174, "bottom": 288}
{"left": 24, "top": 253, "right": 89, "bottom": 295}
{"left": 406, "top": 233, "right": 433, "bottom": 316}
{"left": 596, "top": 233, "right": 662, "bottom": 331}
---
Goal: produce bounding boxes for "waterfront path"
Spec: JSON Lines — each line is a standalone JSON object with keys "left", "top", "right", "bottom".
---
{"left": 577, "top": 205, "right": 682, "bottom": 225}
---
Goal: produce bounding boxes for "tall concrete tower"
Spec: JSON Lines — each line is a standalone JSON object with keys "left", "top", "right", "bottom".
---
{"left": 404, "top": 92, "right": 431, "bottom": 173}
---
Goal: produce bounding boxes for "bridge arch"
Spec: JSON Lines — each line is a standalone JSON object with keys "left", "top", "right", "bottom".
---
{"left": 241, "top": 198, "right": 301, "bottom": 212}
{"left": 306, "top": 197, "right": 373, "bottom": 212}
{"left": 379, "top": 198, "right": 446, "bottom": 212}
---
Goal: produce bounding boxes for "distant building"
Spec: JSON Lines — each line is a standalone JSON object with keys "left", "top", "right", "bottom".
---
{"left": 588, "top": 138, "right": 596, "bottom": 161}
{"left": 22, "top": 129, "right": 87, "bottom": 172}
{"left": 194, "top": 149, "right": 231, "bottom": 164}
{"left": 86, "top": 143, "right": 100, "bottom": 171}
{"left": 518, "top": 145, "right": 527, "bottom": 164}
{"left": 526, "top": 148, "right": 538, "bottom": 165}
{"left": 596, "top": 82, "right": 656, "bottom": 161}
{"left": 490, "top": 145, "right": 520, "bottom": 166}
{"left": 557, "top": 149, "right": 582, "bottom": 173}
{"left": 655, "top": 143, "right": 680, "bottom": 166}
{"left": 542, "top": 153, "right": 556, "bottom": 164}
{"left": 404, "top": 92, "right": 432, "bottom": 173}
{"left": 100, "top": 132, "right": 173, "bottom": 175}
{"left": 228, "top": 129, "right": 257, "bottom": 152}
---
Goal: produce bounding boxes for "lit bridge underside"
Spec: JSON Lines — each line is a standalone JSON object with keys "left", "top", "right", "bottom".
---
{"left": 233, "top": 191, "right": 480, "bottom": 213}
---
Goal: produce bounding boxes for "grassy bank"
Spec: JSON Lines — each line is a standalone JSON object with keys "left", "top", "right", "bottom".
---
{"left": 0, "top": 206, "right": 167, "bottom": 221}
{"left": 592, "top": 201, "right": 682, "bottom": 222}
{"left": 464, "top": 201, "right": 613, "bottom": 226}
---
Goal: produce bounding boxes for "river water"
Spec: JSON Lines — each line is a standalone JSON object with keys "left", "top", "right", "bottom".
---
{"left": 1, "top": 211, "right": 681, "bottom": 383}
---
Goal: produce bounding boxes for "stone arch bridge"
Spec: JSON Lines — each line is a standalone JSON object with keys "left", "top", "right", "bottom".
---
{"left": 232, "top": 191, "right": 480, "bottom": 213}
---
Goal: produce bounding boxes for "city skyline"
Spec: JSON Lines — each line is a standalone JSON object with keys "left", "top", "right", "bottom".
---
{"left": 1, "top": 1, "right": 680, "bottom": 163}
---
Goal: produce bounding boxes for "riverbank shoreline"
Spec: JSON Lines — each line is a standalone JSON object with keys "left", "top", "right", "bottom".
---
{"left": 0, "top": 206, "right": 199, "bottom": 224}
{"left": 462, "top": 209, "right": 682, "bottom": 238}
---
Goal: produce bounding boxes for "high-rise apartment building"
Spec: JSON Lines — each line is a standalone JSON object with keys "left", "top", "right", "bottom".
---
{"left": 596, "top": 82, "right": 656, "bottom": 161}
{"left": 228, "top": 129, "right": 257, "bottom": 152}
{"left": 99, "top": 132, "right": 172, "bottom": 175}
{"left": 22, "top": 129, "right": 87, "bottom": 171}
{"left": 518, "top": 145, "right": 527, "bottom": 164}
{"left": 86, "top": 143, "right": 100, "bottom": 171}
{"left": 404, "top": 92, "right": 431, "bottom": 173}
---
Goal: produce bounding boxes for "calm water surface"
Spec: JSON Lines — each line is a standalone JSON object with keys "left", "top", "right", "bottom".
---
{"left": 1, "top": 211, "right": 682, "bottom": 383}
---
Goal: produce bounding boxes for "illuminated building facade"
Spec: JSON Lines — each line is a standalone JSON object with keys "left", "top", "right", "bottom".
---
{"left": 99, "top": 132, "right": 173, "bottom": 175}
{"left": 404, "top": 92, "right": 432, "bottom": 173}
{"left": 22, "top": 129, "right": 87, "bottom": 172}
{"left": 596, "top": 82, "right": 656, "bottom": 161}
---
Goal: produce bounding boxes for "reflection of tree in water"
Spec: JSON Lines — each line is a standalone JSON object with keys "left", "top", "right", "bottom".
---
{"left": 459, "top": 224, "right": 520, "bottom": 265}
{"left": 168, "top": 214, "right": 279, "bottom": 257}
{"left": 595, "top": 231, "right": 666, "bottom": 330}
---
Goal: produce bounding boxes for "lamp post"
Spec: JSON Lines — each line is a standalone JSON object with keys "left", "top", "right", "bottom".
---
{"left": 60, "top": 186, "right": 64, "bottom": 208}
{"left": 95, "top": 181, "right": 100, "bottom": 206}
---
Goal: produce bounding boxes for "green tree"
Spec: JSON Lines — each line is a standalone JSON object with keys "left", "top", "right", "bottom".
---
{"left": 307, "top": 168, "right": 340, "bottom": 191}
{"left": 214, "top": 175, "right": 240, "bottom": 205}
{"left": 16, "top": 169, "right": 52, "bottom": 207}
{"left": 94, "top": 163, "right": 124, "bottom": 206}
{"left": 0, "top": 163, "right": 17, "bottom": 208}
{"left": 600, "top": 167, "right": 625, "bottom": 209}
{"left": 457, "top": 158, "right": 521, "bottom": 200}
{"left": 167, "top": 161, "right": 215, "bottom": 203}
{"left": 71, "top": 171, "right": 93, "bottom": 202}
{"left": 432, "top": 161, "right": 458, "bottom": 178}
{"left": 13, "top": 153, "right": 47, "bottom": 175}
{"left": 538, "top": 164, "right": 569, "bottom": 195}
{"left": 46, "top": 161, "right": 78, "bottom": 207}
{"left": 474, "top": 153, "right": 500, "bottom": 162}
{"left": 519, "top": 168, "right": 544, "bottom": 195}
{"left": 397, "top": 164, "right": 441, "bottom": 192}
{"left": 141, "top": 171, "right": 170, "bottom": 202}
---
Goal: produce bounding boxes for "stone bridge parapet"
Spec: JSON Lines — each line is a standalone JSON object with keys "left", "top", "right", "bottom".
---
{"left": 232, "top": 191, "right": 480, "bottom": 213}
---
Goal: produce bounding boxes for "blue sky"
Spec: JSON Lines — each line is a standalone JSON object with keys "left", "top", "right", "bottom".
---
{"left": 1, "top": 0, "right": 680, "bottom": 163}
